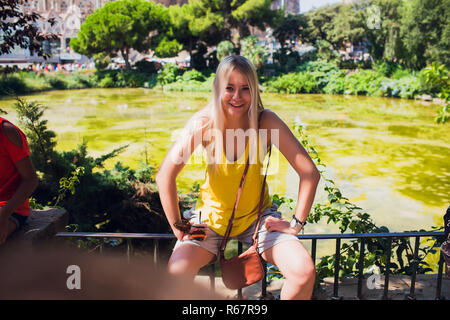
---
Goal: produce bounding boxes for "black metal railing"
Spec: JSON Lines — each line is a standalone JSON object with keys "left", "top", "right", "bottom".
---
{"left": 55, "top": 231, "right": 447, "bottom": 300}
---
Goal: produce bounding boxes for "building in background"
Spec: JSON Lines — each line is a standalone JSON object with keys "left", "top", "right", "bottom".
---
{"left": 0, "top": 0, "right": 302, "bottom": 66}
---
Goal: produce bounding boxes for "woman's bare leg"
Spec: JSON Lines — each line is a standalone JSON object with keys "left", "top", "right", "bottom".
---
{"left": 261, "top": 240, "right": 316, "bottom": 300}
{"left": 168, "top": 243, "right": 215, "bottom": 281}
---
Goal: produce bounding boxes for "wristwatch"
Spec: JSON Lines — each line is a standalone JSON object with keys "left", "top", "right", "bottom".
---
{"left": 290, "top": 215, "right": 307, "bottom": 233}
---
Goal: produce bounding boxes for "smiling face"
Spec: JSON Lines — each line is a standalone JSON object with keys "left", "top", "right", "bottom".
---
{"left": 221, "top": 69, "right": 252, "bottom": 121}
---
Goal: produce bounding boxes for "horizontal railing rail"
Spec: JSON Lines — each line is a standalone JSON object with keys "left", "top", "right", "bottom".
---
{"left": 55, "top": 231, "right": 447, "bottom": 300}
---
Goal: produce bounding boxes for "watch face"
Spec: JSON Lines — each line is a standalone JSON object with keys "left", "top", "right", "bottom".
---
{"left": 290, "top": 219, "right": 297, "bottom": 228}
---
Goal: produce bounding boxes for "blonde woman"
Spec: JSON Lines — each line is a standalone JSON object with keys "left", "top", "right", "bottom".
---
{"left": 156, "top": 56, "right": 320, "bottom": 300}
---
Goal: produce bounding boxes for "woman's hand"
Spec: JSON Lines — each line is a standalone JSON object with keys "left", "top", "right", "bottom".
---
{"left": 264, "top": 216, "right": 299, "bottom": 235}
{"left": 173, "top": 223, "right": 209, "bottom": 241}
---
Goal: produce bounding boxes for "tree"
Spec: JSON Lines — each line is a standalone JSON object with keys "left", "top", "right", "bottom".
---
{"left": 185, "top": 0, "right": 282, "bottom": 48}
{"left": 70, "top": 0, "right": 177, "bottom": 70}
{"left": 273, "top": 13, "right": 309, "bottom": 49}
{"left": 0, "top": 0, "right": 57, "bottom": 59}
{"left": 306, "top": 4, "right": 339, "bottom": 45}
{"left": 306, "top": 3, "right": 365, "bottom": 51}
{"left": 240, "top": 35, "right": 268, "bottom": 70}
{"left": 355, "top": 0, "right": 405, "bottom": 63}
{"left": 216, "top": 40, "right": 235, "bottom": 61}
{"left": 400, "top": 0, "right": 450, "bottom": 69}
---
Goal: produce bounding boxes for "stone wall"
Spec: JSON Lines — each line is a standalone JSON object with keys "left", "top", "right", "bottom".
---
{"left": 7, "top": 208, "right": 68, "bottom": 246}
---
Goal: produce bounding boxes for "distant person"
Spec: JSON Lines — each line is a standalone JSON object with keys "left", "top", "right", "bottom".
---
{"left": 0, "top": 117, "right": 38, "bottom": 244}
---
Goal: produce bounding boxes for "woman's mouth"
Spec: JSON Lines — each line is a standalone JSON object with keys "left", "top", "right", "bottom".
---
{"left": 229, "top": 102, "right": 243, "bottom": 108}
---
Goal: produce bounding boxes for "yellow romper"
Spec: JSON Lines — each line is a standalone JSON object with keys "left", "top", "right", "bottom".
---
{"left": 195, "top": 137, "right": 272, "bottom": 237}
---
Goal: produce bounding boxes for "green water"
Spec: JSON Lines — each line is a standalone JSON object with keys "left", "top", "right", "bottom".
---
{"left": 1, "top": 89, "right": 448, "bottom": 235}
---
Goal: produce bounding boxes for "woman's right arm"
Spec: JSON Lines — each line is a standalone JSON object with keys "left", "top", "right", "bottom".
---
{"left": 155, "top": 116, "right": 207, "bottom": 241}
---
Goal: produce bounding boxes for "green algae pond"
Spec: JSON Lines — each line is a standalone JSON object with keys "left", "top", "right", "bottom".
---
{"left": 1, "top": 88, "right": 448, "bottom": 236}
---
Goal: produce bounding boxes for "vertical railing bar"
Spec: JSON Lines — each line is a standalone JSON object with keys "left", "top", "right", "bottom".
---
{"left": 357, "top": 238, "right": 365, "bottom": 300}
{"left": 435, "top": 251, "right": 444, "bottom": 300}
{"left": 237, "top": 241, "right": 243, "bottom": 299}
{"left": 311, "top": 239, "right": 317, "bottom": 265}
{"left": 407, "top": 236, "right": 420, "bottom": 300}
{"left": 261, "top": 260, "right": 267, "bottom": 299}
{"left": 332, "top": 238, "right": 341, "bottom": 300}
{"left": 383, "top": 238, "right": 392, "bottom": 300}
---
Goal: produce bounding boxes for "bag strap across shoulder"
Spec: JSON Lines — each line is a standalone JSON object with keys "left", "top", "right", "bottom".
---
{"left": 219, "top": 110, "right": 272, "bottom": 254}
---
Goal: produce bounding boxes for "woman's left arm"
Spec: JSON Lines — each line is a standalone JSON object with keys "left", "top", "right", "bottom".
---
{"left": 0, "top": 123, "right": 38, "bottom": 243}
{"left": 261, "top": 110, "right": 320, "bottom": 235}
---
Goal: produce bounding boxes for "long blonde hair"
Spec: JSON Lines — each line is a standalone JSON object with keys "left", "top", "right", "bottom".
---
{"left": 206, "top": 56, "right": 264, "bottom": 164}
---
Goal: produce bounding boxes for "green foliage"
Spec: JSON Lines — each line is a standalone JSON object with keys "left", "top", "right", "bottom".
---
{"left": 271, "top": 47, "right": 302, "bottom": 73}
{"left": 12, "top": 97, "right": 172, "bottom": 235}
{"left": 314, "top": 40, "right": 339, "bottom": 62}
{"left": 71, "top": 0, "right": 173, "bottom": 69}
{"left": 134, "top": 60, "right": 159, "bottom": 74}
{"left": 181, "top": 69, "right": 206, "bottom": 82}
{"left": 267, "top": 120, "right": 441, "bottom": 282}
{"left": 273, "top": 13, "right": 308, "bottom": 49}
{"left": 93, "top": 52, "right": 111, "bottom": 71}
{"left": 157, "top": 63, "right": 184, "bottom": 86}
{"left": 0, "top": 74, "right": 30, "bottom": 95}
{"left": 420, "top": 62, "right": 450, "bottom": 124}
{"left": 240, "top": 35, "right": 269, "bottom": 70}
{"left": 154, "top": 37, "right": 183, "bottom": 58}
{"left": 46, "top": 76, "right": 68, "bottom": 90}
{"left": 420, "top": 62, "right": 450, "bottom": 96}
{"left": 343, "top": 70, "right": 385, "bottom": 96}
{"left": 400, "top": 0, "right": 450, "bottom": 69}
{"left": 216, "top": 40, "right": 235, "bottom": 62}
{"left": 298, "top": 120, "right": 438, "bottom": 280}
{"left": 378, "top": 77, "right": 422, "bottom": 99}
{"left": 55, "top": 166, "right": 85, "bottom": 206}
{"left": 264, "top": 72, "right": 319, "bottom": 94}
{"left": 98, "top": 74, "right": 115, "bottom": 88}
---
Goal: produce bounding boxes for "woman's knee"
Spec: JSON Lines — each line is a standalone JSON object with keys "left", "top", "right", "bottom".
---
{"left": 167, "top": 244, "right": 213, "bottom": 277}
{"left": 286, "top": 255, "right": 315, "bottom": 285}
{"left": 267, "top": 240, "right": 315, "bottom": 284}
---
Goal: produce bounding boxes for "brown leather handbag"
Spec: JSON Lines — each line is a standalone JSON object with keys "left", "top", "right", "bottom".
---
{"left": 219, "top": 146, "right": 272, "bottom": 290}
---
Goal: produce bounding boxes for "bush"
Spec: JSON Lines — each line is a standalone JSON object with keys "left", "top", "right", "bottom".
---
{"left": 157, "top": 63, "right": 184, "bottom": 86}
{"left": 343, "top": 70, "right": 385, "bottom": 96}
{"left": 379, "top": 76, "right": 422, "bottom": 99}
{"left": 134, "top": 60, "right": 159, "bottom": 74}
{"left": 240, "top": 36, "right": 269, "bottom": 71}
{"left": 181, "top": 69, "right": 205, "bottom": 82}
{"left": 374, "top": 60, "right": 403, "bottom": 77}
{"left": 99, "top": 74, "right": 115, "bottom": 88}
{"left": 12, "top": 97, "right": 178, "bottom": 236}
{"left": 264, "top": 72, "right": 319, "bottom": 94}
{"left": 66, "top": 74, "right": 95, "bottom": 89}
{"left": 216, "top": 40, "right": 235, "bottom": 62}
{"left": 296, "top": 60, "right": 339, "bottom": 74}
{"left": 46, "top": 76, "right": 68, "bottom": 90}
{"left": 272, "top": 48, "right": 302, "bottom": 74}
{"left": 0, "top": 74, "right": 30, "bottom": 95}
{"left": 116, "top": 71, "right": 147, "bottom": 88}
{"left": 323, "top": 70, "right": 347, "bottom": 94}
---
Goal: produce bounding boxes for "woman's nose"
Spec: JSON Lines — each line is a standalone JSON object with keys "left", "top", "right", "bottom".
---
{"left": 233, "top": 89, "right": 241, "bottom": 100}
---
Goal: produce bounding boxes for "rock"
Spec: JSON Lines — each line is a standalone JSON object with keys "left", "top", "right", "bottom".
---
{"left": 8, "top": 208, "right": 68, "bottom": 245}
{"left": 420, "top": 94, "right": 433, "bottom": 101}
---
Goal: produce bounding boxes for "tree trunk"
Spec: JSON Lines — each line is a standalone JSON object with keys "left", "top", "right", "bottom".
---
{"left": 121, "top": 48, "right": 131, "bottom": 70}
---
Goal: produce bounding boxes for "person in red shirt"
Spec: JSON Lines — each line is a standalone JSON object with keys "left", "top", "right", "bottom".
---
{"left": 0, "top": 117, "right": 38, "bottom": 244}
